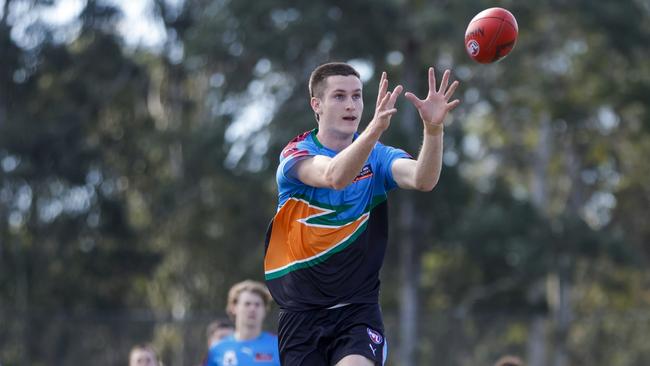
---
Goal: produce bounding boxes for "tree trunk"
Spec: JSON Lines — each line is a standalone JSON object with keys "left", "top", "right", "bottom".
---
{"left": 551, "top": 138, "right": 583, "bottom": 366}
{"left": 397, "top": 37, "right": 421, "bottom": 366}
{"left": 14, "top": 238, "right": 30, "bottom": 366}
{"left": 552, "top": 260, "right": 572, "bottom": 366}
{"left": 527, "top": 113, "right": 552, "bottom": 366}
{"left": 398, "top": 195, "right": 419, "bottom": 366}
{"left": 526, "top": 315, "right": 547, "bottom": 366}
{"left": 531, "top": 113, "right": 552, "bottom": 212}
{"left": 0, "top": 0, "right": 13, "bottom": 128}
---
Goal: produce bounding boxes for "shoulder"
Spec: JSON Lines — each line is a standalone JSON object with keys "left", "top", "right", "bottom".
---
{"left": 280, "top": 130, "right": 317, "bottom": 159}
{"left": 257, "top": 331, "right": 278, "bottom": 343}
{"left": 262, "top": 331, "right": 278, "bottom": 339}
{"left": 373, "top": 140, "right": 412, "bottom": 159}
{"left": 371, "top": 140, "right": 393, "bottom": 156}
{"left": 210, "top": 336, "right": 237, "bottom": 352}
{"left": 373, "top": 140, "right": 398, "bottom": 152}
{"left": 256, "top": 332, "right": 279, "bottom": 347}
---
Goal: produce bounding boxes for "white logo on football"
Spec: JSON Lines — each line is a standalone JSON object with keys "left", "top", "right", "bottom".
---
{"left": 467, "top": 40, "right": 480, "bottom": 56}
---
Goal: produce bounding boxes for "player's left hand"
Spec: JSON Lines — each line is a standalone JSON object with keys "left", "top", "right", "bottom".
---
{"left": 404, "top": 67, "right": 460, "bottom": 134}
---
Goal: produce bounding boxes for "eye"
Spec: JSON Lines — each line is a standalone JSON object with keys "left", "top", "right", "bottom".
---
{"left": 334, "top": 94, "right": 345, "bottom": 100}
{"left": 352, "top": 94, "right": 361, "bottom": 100}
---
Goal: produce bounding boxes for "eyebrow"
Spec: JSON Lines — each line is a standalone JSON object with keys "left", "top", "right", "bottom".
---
{"left": 331, "top": 89, "right": 362, "bottom": 93}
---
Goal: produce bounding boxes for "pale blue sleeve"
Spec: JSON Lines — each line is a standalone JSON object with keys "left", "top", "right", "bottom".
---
{"left": 375, "top": 142, "right": 412, "bottom": 191}
{"left": 277, "top": 143, "right": 319, "bottom": 189}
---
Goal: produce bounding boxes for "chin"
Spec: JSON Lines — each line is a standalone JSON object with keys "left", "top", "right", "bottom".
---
{"left": 339, "top": 124, "right": 359, "bottom": 135}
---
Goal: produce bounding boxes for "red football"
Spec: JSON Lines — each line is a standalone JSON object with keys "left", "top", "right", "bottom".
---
{"left": 465, "top": 7, "right": 518, "bottom": 64}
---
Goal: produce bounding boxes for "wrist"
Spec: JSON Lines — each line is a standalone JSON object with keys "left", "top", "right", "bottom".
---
{"left": 365, "top": 120, "right": 387, "bottom": 137}
{"left": 424, "top": 124, "right": 444, "bottom": 136}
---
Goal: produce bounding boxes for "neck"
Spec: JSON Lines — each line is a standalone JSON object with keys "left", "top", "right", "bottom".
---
{"left": 315, "top": 127, "right": 354, "bottom": 152}
{"left": 235, "top": 326, "right": 262, "bottom": 341}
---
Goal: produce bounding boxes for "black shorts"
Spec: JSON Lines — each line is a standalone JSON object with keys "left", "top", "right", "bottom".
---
{"left": 278, "top": 303, "right": 386, "bottom": 366}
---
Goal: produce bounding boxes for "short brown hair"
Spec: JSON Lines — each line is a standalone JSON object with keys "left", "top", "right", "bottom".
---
{"left": 226, "top": 280, "right": 273, "bottom": 320}
{"left": 308, "top": 62, "right": 360, "bottom": 98}
{"left": 206, "top": 317, "right": 234, "bottom": 338}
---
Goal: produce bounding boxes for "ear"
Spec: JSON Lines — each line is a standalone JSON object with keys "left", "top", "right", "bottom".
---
{"left": 310, "top": 97, "right": 322, "bottom": 116}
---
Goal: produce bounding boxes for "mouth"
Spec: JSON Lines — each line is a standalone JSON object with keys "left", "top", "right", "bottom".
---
{"left": 342, "top": 116, "right": 357, "bottom": 122}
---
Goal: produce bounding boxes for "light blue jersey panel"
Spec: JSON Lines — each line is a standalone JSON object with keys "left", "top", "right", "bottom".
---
{"left": 205, "top": 332, "right": 280, "bottom": 366}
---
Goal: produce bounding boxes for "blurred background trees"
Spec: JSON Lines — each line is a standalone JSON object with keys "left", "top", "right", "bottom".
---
{"left": 1, "top": 0, "right": 649, "bottom": 365}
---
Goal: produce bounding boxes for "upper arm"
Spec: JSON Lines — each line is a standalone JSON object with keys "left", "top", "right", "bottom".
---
{"left": 391, "top": 157, "right": 418, "bottom": 190}
{"left": 291, "top": 155, "right": 336, "bottom": 189}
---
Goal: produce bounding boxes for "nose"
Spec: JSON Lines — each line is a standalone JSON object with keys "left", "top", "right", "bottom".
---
{"left": 345, "top": 99, "right": 355, "bottom": 110}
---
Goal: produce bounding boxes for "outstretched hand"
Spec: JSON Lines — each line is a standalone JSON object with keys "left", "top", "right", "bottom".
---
{"left": 371, "top": 72, "right": 403, "bottom": 132}
{"left": 405, "top": 67, "right": 460, "bottom": 134}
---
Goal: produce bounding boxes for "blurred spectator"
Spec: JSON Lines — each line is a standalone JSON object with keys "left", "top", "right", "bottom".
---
{"left": 206, "top": 317, "right": 235, "bottom": 348}
{"left": 205, "top": 280, "right": 280, "bottom": 366}
{"left": 494, "top": 355, "right": 524, "bottom": 366}
{"left": 129, "top": 344, "right": 160, "bottom": 366}
{"left": 198, "top": 317, "right": 235, "bottom": 366}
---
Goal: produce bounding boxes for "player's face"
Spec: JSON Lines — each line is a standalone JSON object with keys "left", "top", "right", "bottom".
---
{"left": 234, "top": 290, "right": 266, "bottom": 328}
{"left": 129, "top": 350, "right": 157, "bottom": 366}
{"left": 314, "top": 75, "right": 363, "bottom": 137}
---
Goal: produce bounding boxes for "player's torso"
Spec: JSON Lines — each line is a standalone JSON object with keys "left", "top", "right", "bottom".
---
{"left": 211, "top": 334, "right": 279, "bottom": 366}
{"left": 267, "top": 152, "right": 390, "bottom": 309}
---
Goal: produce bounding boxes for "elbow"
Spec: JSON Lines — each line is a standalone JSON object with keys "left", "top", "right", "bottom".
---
{"left": 414, "top": 179, "right": 438, "bottom": 192}
{"left": 328, "top": 178, "right": 350, "bottom": 191}
{"left": 324, "top": 173, "right": 350, "bottom": 191}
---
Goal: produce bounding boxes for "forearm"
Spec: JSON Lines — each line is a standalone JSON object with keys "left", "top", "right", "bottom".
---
{"left": 324, "top": 124, "right": 384, "bottom": 189}
{"left": 413, "top": 126, "right": 444, "bottom": 191}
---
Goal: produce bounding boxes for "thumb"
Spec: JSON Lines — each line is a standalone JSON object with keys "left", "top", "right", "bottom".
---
{"left": 404, "top": 92, "right": 420, "bottom": 106}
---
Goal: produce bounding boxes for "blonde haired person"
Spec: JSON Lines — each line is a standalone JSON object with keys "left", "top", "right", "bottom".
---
{"left": 204, "top": 280, "right": 279, "bottom": 366}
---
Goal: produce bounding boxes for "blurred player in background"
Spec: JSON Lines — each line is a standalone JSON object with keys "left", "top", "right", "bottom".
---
{"left": 494, "top": 355, "right": 525, "bottom": 366}
{"left": 205, "top": 280, "right": 279, "bottom": 366}
{"left": 129, "top": 344, "right": 160, "bottom": 366}
{"left": 197, "top": 318, "right": 234, "bottom": 366}
{"left": 206, "top": 318, "right": 235, "bottom": 349}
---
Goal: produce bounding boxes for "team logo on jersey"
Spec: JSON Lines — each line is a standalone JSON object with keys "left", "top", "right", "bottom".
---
{"left": 353, "top": 164, "right": 373, "bottom": 182}
{"left": 223, "top": 350, "right": 238, "bottom": 366}
{"left": 255, "top": 352, "right": 274, "bottom": 361}
{"left": 367, "top": 328, "right": 383, "bottom": 344}
{"left": 369, "top": 343, "right": 378, "bottom": 356}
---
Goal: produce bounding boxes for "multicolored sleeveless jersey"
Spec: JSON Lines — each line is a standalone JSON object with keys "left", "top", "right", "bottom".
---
{"left": 264, "top": 129, "right": 411, "bottom": 311}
